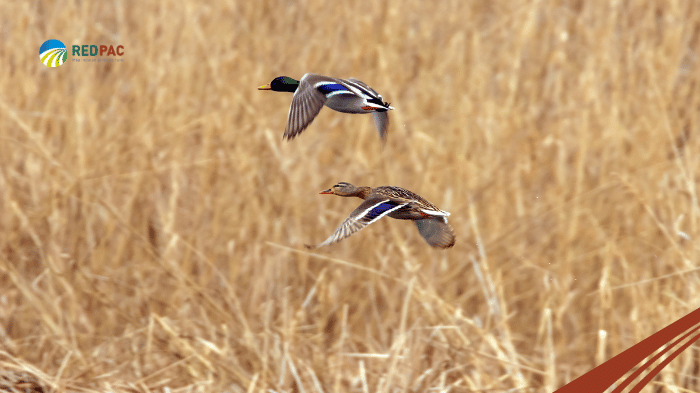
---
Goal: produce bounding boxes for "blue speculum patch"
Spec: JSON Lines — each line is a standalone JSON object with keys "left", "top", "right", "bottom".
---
{"left": 316, "top": 83, "right": 348, "bottom": 95}
{"left": 364, "top": 202, "right": 397, "bottom": 221}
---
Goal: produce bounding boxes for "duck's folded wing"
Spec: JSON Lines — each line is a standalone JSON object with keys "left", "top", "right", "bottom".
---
{"left": 306, "top": 197, "right": 408, "bottom": 249}
{"left": 345, "top": 78, "right": 381, "bottom": 98}
{"left": 284, "top": 76, "right": 327, "bottom": 140}
{"left": 345, "top": 77, "right": 389, "bottom": 109}
{"left": 414, "top": 217, "right": 456, "bottom": 249}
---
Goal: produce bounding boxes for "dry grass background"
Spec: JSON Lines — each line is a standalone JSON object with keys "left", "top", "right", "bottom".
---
{"left": 1, "top": 0, "right": 700, "bottom": 392}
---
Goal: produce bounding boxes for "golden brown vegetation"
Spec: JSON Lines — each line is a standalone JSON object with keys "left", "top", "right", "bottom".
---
{"left": 2, "top": 1, "right": 700, "bottom": 392}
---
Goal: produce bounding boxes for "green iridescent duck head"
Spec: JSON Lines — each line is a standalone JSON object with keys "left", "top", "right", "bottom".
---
{"left": 258, "top": 76, "right": 299, "bottom": 93}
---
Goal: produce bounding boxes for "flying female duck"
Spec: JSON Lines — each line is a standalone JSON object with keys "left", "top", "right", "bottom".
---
{"left": 258, "top": 74, "right": 394, "bottom": 143}
{"left": 306, "top": 182, "right": 455, "bottom": 249}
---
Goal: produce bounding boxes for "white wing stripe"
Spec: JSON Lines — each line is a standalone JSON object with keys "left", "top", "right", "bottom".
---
{"left": 420, "top": 208, "right": 450, "bottom": 217}
{"left": 341, "top": 80, "right": 381, "bottom": 99}
{"left": 362, "top": 102, "right": 387, "bottom": 109}
{"left": 313, "top": 81, "right": 339, "bottom": 88}
{"left": 337, "top": 81, "right": 364, "bottom": 97}
{"left": 357, "top": 199, "right": 408, "bottom": 224}
{"left": 325, "top": 90, "right": 354, "bottom": 98}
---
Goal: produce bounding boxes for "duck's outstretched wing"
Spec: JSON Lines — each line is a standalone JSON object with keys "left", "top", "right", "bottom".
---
{"left": 414, "top": 217, "right": 456, "bottom": 249}
{"left": 284, "top": 74, "right": 327, "bottom": 140}
{"left": 306, "top": 197, "right": 408, "bottom": 249}
{"left": 372, "top": 111, "right": 389, "bottom": 143}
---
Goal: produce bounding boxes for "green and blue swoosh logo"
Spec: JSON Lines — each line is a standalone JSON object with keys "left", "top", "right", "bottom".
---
{"left": 39, "top": 39, "right": 67, "bottom": 67}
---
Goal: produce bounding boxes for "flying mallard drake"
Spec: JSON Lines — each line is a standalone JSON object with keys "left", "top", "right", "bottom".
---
{"left": 307, "top": 182, "right": 455, "bottom": 249}
{"left": 258, "top": 74, "right": 394, "bottom": 143}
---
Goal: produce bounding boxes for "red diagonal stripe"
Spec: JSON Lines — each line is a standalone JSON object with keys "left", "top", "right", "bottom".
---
{"left": 554, "top": 307, "right": 700, "bottom": 393}
{"left": 629, "top": 330, "right": 700, "bottom": 393}
{"left": 612, "top": 322, "right": 700, "bottom": 392}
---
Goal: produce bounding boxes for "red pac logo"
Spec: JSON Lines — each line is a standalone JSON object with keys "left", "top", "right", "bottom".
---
{"left": 72, "top": 45, "right": 124, "bottom": 57}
